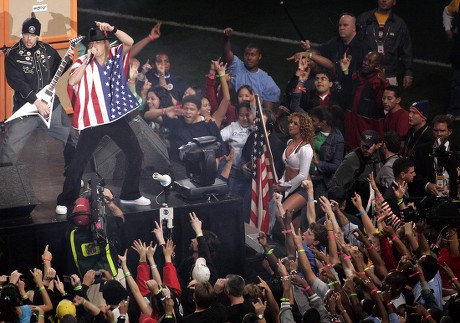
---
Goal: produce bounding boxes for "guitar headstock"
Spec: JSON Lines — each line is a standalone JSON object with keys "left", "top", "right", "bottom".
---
{"left": 69, "top": 35, "right": 85, "bottom": 48}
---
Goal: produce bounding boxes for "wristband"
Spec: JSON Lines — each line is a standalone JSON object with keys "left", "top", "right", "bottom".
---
{"left": 112, "top": 27, "right": 118, "bottom": 34}
{"left": 82, "top": 299, "right": 87, "bottom": 306}
{"left": 424, "top": 314, "right": 432, "bottom": 320}
{"left": 386, "top": 301, "right": 393, "bottom": 307}
{"left": 155, "top": 287, "right": 163, "bottom": 295}
{"left": 308, "top": 52, "right": 313, "bottom": 59}
{"left": 74, "top": 285, "right": 82, "bottom": 291}
{"left": 367, "top": 244, "right": 375, "bottom": 251}
{"left": 356, "top": 210, "right": 366, "bottom": 217}
{"left": 279, "top": 213, "right": 285, "bottom": 219}
{"left": 391, "top": 235, "right": 398, "bottom": 241}
{"left": 162, "top": 108, "right": 166, "bottom": 115}
{"left": 328, "top": 235, "right": 335, "bottom": 239}
{"left": 328, "top": 280, "right": 339, "bottom": 286}
{"left": 151, "top": 264, "right": 158, "bottom": 269}
{"left": 302, "top": 285, "right": 311, "bottom": 294}
{"left": 38, "top": 315, "right": 45, "bottom": 318}
{"left": 307, "top": 198, "right": 316, "bottom": 203}
{"left": 297, "top": 249, "right": 306, "bottom": 253}
{"left": 343, "top": 255, "right": 352, "bottom": 260}
{"left": 396, "top": 198, "right": 404, "bottom": 205}
{"left": 281, "top": 229, "right": 292, "bottom": 234}
{"left": 127, "top": 79, "right": 135, "bottom": 85}
{"left": 349, "top": 293, "right": 357, "bottom": 297}
{"left": 364, "top": 266, "right": 372, "bottom": 272}
{"left": 148, "top": 33, "right": 155, "bottom": 41}
{"left": 280, "top": 297, "right": 290, "bottom": 302}
{"left": 38, "top": 286, "right": 45, "bottom": 292}
{"left": 164, "top": 315, "right": 173, "bottom": 319}
{"left": 22, "top": 294, "right": 28, "bottom": 300}
{"left": 139, "top": 260, "right": 147, "bottom": 263}
{"left": 409, "top": 271, "right": 421, "bottom": 278}
{"left": 42, "top": 258, "right": 51, "bottom": 262}
{"left": 341, "top": 309, "right": 347, "bottom": 315}
{"left": 341, "top": 67, "right": 348, "bottom": 72}
{"left": 196, "top": 233, "right": 203, "bottom": 238}
{"left": 216, "top": 73, "right": 226, "bottom": 78}
{"left": 296, "top": 86, "right": 307, "bottom": 93}
{"left": 449, "top": 277, "right": 458, "bottom": 283}
{"left": 370, "top": 288, "right": 378, "bottom": 294}
{"left": 265, "top": 248, "right": 274, "bottom": 255}
{"left": 297, "top": 79, "right": 306, "bottom": 84}
{"left": 124, "top": 271, "right": 132, "bottom": 278}
{"left": 371, "top": 195, "right": 383, "bottom": 202}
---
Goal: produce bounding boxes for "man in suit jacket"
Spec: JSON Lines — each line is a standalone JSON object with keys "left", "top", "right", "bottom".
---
{"left": 412, "top": 115, "right": 459, "bottom": 199}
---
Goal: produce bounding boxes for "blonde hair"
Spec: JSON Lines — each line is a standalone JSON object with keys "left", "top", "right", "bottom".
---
{"left": 289, "top": 112, "right": 315, "bottom": 145}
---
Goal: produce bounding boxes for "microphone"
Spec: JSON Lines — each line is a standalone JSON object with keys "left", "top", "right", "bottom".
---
{"left": 152, "top": 172, "right": 172, "bottom": 187}
{"left": 86, "top": 52, "right": 94, "bottom": 65}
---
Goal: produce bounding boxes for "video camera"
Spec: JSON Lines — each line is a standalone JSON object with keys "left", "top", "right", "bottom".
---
{"left": 402, "top": 196, "right": 460, "bottom": 228}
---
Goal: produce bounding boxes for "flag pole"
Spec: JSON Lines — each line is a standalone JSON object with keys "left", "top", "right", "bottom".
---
{"left": 255, "top": 95, "right": 279, "bottom": 183}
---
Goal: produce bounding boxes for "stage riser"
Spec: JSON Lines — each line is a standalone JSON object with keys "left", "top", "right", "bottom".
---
{"left": 0, "top": 165, "right": 37, "bottom": 217}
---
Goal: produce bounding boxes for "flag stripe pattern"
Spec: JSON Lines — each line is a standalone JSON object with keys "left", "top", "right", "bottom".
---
{"left": 68, "top": 44, "right": 138, "bottom": 130}
{"left": 250, "top": 106, "right": 274, "bottom": 233}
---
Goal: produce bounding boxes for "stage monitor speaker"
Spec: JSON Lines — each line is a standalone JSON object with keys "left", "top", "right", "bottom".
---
{"left": 0, "top": 165, "right": 37, "bottom": 217}
{"left": 91, "top": 115, "right": 171, "bottom": 180}
{"left": 174, "top": 178, "right": 229, "bottom": 200}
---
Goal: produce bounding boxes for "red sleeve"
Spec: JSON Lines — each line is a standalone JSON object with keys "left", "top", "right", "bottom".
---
{"left": 136, "top": 262, "right": 151, "bottom": 297}
{"left": 163, "top": 262, "right": 182, "bottom": 297}
{"left": 378, "top": 235, "right": 398, "bottom": 271}
{"left": 373, "top": 79, "right": 390, "bottom": 112}
{"left": 205, "top": 76, "right": 219, "bottom": 115}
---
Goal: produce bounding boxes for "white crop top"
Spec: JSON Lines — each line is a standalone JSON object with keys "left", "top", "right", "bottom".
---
{"left": 280, "top": 139, "right": 313, "bottom": 195}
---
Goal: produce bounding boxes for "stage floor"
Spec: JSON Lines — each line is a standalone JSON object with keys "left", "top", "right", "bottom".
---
{"left": 0, "top": 128, "right": 249, "bottom": 280}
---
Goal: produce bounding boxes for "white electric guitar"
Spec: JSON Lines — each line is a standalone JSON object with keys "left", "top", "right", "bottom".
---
{"left": 5, "top": 35, "right": 85, "bottom": 128}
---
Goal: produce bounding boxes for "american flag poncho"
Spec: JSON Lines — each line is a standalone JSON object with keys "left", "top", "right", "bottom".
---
{"left": 68, "top": 44, "right": 138, "bottom": 130}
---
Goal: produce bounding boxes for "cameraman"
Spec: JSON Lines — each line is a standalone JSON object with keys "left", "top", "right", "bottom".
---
{"left": 412, "top": 115, "right": 459, "bottom": 199}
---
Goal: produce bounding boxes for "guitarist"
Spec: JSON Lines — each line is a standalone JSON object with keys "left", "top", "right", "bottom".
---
{"left": 0, "top": 14, "right": 77, "bottom": 168}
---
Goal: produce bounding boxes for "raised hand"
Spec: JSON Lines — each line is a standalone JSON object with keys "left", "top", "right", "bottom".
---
{"left": 300, "top": 40, "right": 311, "bottom": 50}
{"left": 252, "top": 297, "right": 267, "bottom": 316}
{"left": 131, "top": 239, "right": 148, "bottom": 260}
{"left": 257, "top": 231, "right": 268, "bottom": 247}
{"left": 277, "top": 258, "right": 289, "bottom": 277}
{"left": 339, "top": 51, "right": 352, "bottom": 71}
{"left": 30, "top": 268, "right": 44, "bottom": 286}
{"left": 42, "top": 244, "right": 52, "bottom": 262}
{"left": 319, "top": 196, "right": 333, "bottom": 215}
{"left": 162, "top": 239, "right": 176, "bottom": 262}
{"left": 146, "top": 241, "right": 158, "bottom": 259}
{"left": 290, "top": 223, "right": 303, "bottom": 248}
{"left": 55, "top": 276, "right": 65, "bottom": 295}
{"left": 223, "top": 27, "right": 233, "bottom": 37}
{"left": 393, "top": 181, "right": 407, "bottom": 200}
{"left": 152, "top": 220, "right": 166, "bottom": 245}
{"left": 149, "top": 22, "right": 162, "bottom": 40}
{"left": 118, "top": 249, "right": 128, "bottom": 265}
{"left": 9, "top": 270, "right": 21, "bottom": 285}
{"left": 189, "top": 212, "right": 203, "bottom": 235}
{"left": 351, "top": 192, "right": 363, "bottom": 210}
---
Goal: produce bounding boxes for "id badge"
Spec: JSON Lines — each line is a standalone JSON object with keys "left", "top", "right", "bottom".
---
{"left": 435, "top": 175, "right": 445, "bottom": 190}
{"left": 377, "top": 44, "right": 384, "bottom": 54}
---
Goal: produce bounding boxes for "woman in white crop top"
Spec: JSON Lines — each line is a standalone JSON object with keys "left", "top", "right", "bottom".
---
{"left": 273, "top": 112, "right": 314, "bottom": 229}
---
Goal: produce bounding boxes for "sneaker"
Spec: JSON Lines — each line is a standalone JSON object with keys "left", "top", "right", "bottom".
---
{"left": 56, "top": 205, "right": 68, "bottom": 215}
{"left": 120, "top": 196, "right": 151, "bottom": 206}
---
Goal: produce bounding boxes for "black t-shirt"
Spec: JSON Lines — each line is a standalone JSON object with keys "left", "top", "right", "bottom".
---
{"left": 163, "top": 116, "right": 223, "bottom": 161}
{"left": 226, "top": 300, "right": 255, "bottom": 323}
{"left": 182, "top": 303, "right": 227, "bottom": 323}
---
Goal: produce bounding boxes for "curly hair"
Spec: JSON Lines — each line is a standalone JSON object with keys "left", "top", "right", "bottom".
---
{"left": 289, "top": 112, "right": 315, "bottom": 145}
{"left": 150, "top": 86, "right": 174, "bottom": 109}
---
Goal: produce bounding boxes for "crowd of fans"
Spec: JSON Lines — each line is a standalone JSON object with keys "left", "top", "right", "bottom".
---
{"left": 2, "top": 0, "right": 460, "bottom": 322}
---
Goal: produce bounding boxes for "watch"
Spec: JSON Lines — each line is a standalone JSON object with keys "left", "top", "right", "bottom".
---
{"left": 257, "top": 314, "right": 264, "bottom": 320}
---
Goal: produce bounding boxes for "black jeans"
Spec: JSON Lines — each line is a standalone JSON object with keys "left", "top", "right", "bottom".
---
{"left": 57, "top": 117, "right": 143, "bottom": 206}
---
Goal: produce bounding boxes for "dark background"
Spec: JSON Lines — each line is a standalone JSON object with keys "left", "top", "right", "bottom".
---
{"left": 77, "top": 0, "right": 458, "bottom": 135}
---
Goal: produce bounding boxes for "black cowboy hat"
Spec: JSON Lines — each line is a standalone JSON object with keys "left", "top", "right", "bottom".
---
{"left": 84, "top": 27, "right": 113, "bottom": 42}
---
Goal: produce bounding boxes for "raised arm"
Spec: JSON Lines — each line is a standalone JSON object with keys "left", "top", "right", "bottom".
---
{"left": 131, "top": 23, "right": 161, "bottom": 58}
{"left": 211, "top": 60, "right": 230, "bottom": 128}
{"left": 95, "top": 21, "right": 134, "bottom": 54}
{"left": 222, "top": 27, "right": 235, "bottom": 65}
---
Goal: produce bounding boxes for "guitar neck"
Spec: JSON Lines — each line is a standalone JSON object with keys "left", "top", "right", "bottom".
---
{"left": 48, "top": 45, "right": 74, "bottom": 92}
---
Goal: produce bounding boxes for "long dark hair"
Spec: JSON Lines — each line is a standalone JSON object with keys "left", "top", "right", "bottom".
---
{"left": 0, "top": 284, "right": 21, "bottom": 322}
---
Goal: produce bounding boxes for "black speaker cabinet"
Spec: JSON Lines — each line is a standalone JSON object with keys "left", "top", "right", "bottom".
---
{"left": 0, "top": 165, "right": 37, "bottom": 217}
{"left": 92, "top": 115, "right": 171, "bottom": 179}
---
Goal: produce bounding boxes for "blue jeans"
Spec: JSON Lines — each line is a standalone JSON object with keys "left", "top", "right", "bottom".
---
{"left": 57, "top": 117, "right": 143, "bottom": 206}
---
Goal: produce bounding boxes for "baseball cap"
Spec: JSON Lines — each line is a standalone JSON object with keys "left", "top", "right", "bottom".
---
{"left": 191, "top": 257, "right": 210, "bottom": 282}
{"left": 56, "top": 300, "right": 76, "bottom": 322}
{"left": 409, "top": 100, "right": 429, "bottom": 120}
{"left": 71, "top": 197, "right": 91, "bottom": 226}
{"left": 360, "top": 130, "right": 380, "bottom": 147}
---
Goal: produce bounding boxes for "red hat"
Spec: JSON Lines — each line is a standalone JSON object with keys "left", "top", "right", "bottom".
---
{"left": 71, "top": 197, "right": 91, "bottom": 226}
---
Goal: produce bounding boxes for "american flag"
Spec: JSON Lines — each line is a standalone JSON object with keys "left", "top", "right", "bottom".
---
{"left": 68, "top": 44, "right": 138, "bottom": 130}
{"left": 250, "top": 105, "right": 274, "bottom": 233}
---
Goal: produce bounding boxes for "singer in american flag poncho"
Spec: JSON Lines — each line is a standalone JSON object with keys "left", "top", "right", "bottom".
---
{"left": 56, "top": 22, "right": 150, "bottom": 215}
